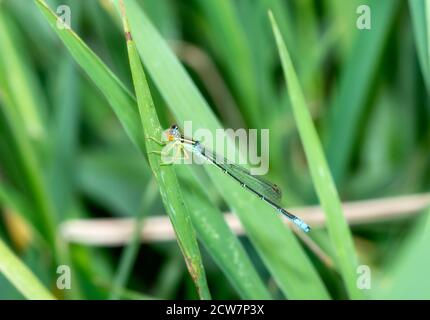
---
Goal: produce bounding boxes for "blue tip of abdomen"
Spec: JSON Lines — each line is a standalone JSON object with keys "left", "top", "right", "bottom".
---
{"left": 293, "top": 218, "right": 311, "bottom": 232}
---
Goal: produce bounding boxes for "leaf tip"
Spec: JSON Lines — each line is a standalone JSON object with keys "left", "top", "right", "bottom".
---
{"left": 267, "top": 9, "right": 275, "bottom": 25}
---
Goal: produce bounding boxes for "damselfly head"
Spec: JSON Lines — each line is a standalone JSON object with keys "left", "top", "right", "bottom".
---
{"left": 167, "top": 124, "right": 181, "bottom": 141}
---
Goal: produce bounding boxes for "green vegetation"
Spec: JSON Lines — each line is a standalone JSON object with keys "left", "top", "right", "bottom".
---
{"left": 0, "top": 0, "right": 429, "bottom": 300}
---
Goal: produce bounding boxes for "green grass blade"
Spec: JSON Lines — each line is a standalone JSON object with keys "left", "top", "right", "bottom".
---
{"left": 110, "top": 178, "right": 158, "bottom": 300}
{"left": 374, "top": 210, "right": 430, "bottom": 299}
{"left": 113, "top": 0, "right": 221, "bottom": 132}
{"left": 178, "top": 166, "right": 272, "bottom": 299}
{"left": 0, "top": 6, "right": 47, "bottom": 140}
{"left": 116, "top": 0, "right": 211, "bottom": 299}
{"left": 4, "top": 0, "right": 57, "bottom": 60}
{"left": 48, "top": 56, "right": 80, "bottom": 217}
{"left": 0, "top": 182, "right": 47, "bottom": 247}
{"left": 77, "top": 150, "right": 150, "bottom": 217}
{"left": 118, "top": 0, "right": 329, "bottom": 299}
{"left": 324, "top": 0, "right": 400, "bottom": 184}
{"left": 153, "top": 254, "right": 185, "bottom": 298}
{"left": 141, "top": 0, "right": 179, "bottom": 39}
{"left": 0, "top": 62, "right": 58, "bottom": 252}
{"left": 0, "top": 5, "right": 59, "bottom": 255}
{"left": 34, "top": 0, "right": 145, "bottom": 153}
{"left": 409, "top": 0, "right": 430, "bottom": 93}
{"left": 0, "top": 238, "right": 55, "bottom": 300}
{"left": 195, "top": 0, "right": 261, "bottom": 127}
{"left": 269, "top": 11, "right": 362, "bottom": 299}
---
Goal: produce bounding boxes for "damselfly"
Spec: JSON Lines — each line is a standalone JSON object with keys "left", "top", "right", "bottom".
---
{"left": 148, "top": 124, "right": 311, "bottom": 233}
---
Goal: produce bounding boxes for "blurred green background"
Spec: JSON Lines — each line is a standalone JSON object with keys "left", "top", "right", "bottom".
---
{"left": 0, "top": 0, "right": 429, "bottom": 300}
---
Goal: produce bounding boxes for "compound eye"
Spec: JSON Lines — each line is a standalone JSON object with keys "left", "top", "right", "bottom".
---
{"left": 171, "top": 124, "right": 178, "bottom": 130}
